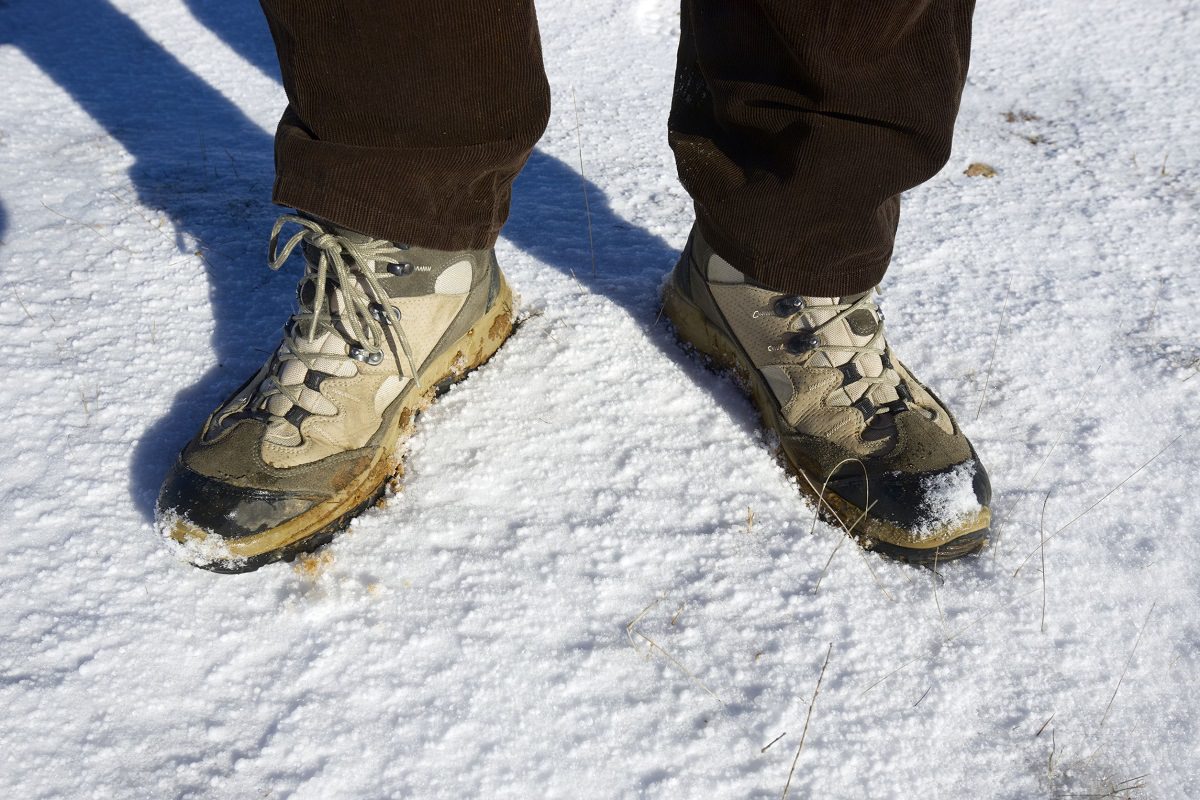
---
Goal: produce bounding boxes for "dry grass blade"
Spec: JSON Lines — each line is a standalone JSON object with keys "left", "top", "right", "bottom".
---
{"left": 1117, "top": 773, "right": 1150, "bottom": 789}
{"left": 761, "top": 731, "right": 786, "bottom": 753}
{"left": 856, "top": 549, "right": 894, "bottom": 602}
{"left": 626, "top": 597, "right": 724, "bottom": 707}
{"left": 1098, "top": 601, "right": 1155, "bottom": 730}
{"left": 932, "top": 547, "right": 946, "bottom": 635}
{"left": 625, "top": 596, "right": 662, "bottom": 650}
{"left": 1014, "top": 435, "right": 1183, "bottom": 577}
{"left": 781, "top": 643, "right": 833, "bottom": 800}
{"left": 1055, "top": 777, "right": 1148, "bottom": 799}
{"left": 4, "top": 280, "right": 71, "bottom": 357}
{"left": 804, "top": 459, "right": 894, "bottom": 602}
{"left": 13, "top": 291, "right": 36, "bottom": 324}
{"left": 632, "top": 627, "right": 724, "bottom": 705}
{"left": 104, "top": 188, "right": 238, "bottom": 265}
{"left": 861, "top": 654, "right": 922, "bottom": 695}
{"left": 1039, "top": 490, "right": 1051, "bottom": 633}
{"left": 804, "top": 458, "right": 866, "bottom": 540}
{"left": 975, "top": 272, "right": 1014, "bottom": 420}
{"left": 40, "top": 200, "right": 130, "bottom": 252}
{"left": 571, "top": 88, "right": 598, "bottom": 278}
{"left": 813, "top": 535, "right": 847, "bottom": 591}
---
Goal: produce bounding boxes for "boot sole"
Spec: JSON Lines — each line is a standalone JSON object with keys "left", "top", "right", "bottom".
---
{"left": 166, "top": 278, "right": 517, "bottom": 573}
{"left": 662, "top": 279, "right": 989, "bottom": 564}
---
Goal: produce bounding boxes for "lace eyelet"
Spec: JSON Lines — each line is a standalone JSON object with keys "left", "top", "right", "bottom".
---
{"left": 784, "top": 331, "right": 819, "bottom": 355}
{"left": 387, "top": 262, "right": 415, "bottom": 277}
{"left": 349, "top": 347, "right": 384, "bottom": 366}
{"left": 773, "top": 296, "right": 805, "bottom": 317}
{"left": 370, "top": 303, "right": 400, "bottom": 323}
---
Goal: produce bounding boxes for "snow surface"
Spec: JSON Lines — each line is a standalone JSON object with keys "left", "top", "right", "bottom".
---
{"left": 1, "top": 0, "right": 1198, "bottom": 797}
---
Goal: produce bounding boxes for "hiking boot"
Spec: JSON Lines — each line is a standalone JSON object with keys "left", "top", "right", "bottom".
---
{"left": 156, "top": 215, "right": 515, "bottom": 572}
{"left": 663, "top": 227, "right": 990, "bottom": 563}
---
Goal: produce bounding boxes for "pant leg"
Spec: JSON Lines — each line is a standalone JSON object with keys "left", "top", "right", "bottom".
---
{"left": 260, "top": 0, "right": 551, "bottom": 249}
{"left": 670, "top": 0, "right": 975, "bottom": 296}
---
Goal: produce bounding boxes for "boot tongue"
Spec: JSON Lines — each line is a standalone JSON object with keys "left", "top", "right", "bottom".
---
{"left": 797, "top": 292, "right": 900, "bottom": 408}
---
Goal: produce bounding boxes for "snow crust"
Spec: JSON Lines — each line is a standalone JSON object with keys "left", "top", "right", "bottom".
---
{"left": 1, "top": 0, "right": 1198, "bottom": 798}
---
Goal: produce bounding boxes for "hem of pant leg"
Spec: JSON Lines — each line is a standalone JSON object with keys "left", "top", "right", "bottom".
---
{"left": 274, "top": 174, "right": 500, "bottom": 251}
{"left": 754, "top": 258, "right": 888, "bottom": 298}
{"left": 695, "top": 210, "right": 890, "bottom": 297}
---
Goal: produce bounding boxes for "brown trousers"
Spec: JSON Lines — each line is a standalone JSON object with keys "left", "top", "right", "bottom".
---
{"left": 261, "top": 1, "right": 974, "bottom": 296}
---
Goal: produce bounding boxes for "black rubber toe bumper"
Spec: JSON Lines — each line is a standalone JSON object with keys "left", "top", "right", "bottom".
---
{"left": 156, "top": 460, "right": 321, "bottom": 542}
{"left": 823, "top": 454, "right": 992, "bottom": 534}
{"left": 810, "top": 450, "right": 992, "bottom": 564}
{"left": 156, "top": 459, "right": 388, "bottom": 573}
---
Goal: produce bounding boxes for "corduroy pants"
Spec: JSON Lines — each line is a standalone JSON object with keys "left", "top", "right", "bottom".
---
{"left": 260, "top": 1, "right": 974, "bottom": 296}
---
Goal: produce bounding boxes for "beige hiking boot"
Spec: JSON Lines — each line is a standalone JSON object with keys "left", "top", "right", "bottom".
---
{"left": 664, "top": 227, "right": 991, "bottom": 563}
{"left": 157, "top": 215, "right": 515, "bottom": 572}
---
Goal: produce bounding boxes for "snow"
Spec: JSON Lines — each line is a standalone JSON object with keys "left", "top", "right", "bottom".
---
{"left": 1, "top": 0, "right": 1197, "bottom": 797}
{"left": 913, "top": 462, "right": 979, "bottom": 541}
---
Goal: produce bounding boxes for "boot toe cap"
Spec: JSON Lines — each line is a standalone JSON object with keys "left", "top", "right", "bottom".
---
{"left": 822, "top": 453, "right": 992, "bottom": 556}
{"left": 155, "top": 461, "right": 323, "bottom": 569}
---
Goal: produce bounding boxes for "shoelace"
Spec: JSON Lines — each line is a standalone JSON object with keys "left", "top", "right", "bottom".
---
{"left": 775, "top": 291, "right": 910, "bottom": 420}
{"left": 259, "top": 215, "right": 422, "bottom": 418}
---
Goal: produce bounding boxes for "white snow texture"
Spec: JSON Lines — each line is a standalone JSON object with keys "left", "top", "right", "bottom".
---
{"left": 914, "top": 463, "right": 979, "bottom": 541}
{"left": 1, "top": 1, "right": 1198, "bottom": 798}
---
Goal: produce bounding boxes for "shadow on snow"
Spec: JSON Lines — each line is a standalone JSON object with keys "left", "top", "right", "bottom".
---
{"left": 7, "top": 0, "right": 738, "bottom": 526}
